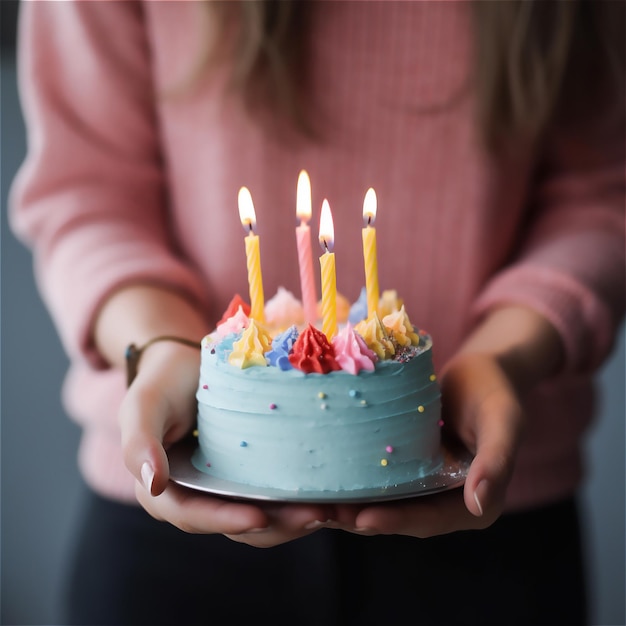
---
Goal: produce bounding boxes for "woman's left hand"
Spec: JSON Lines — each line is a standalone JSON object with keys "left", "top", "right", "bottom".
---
{"left": 331, "top": 305, "right": 563, "bottom": 538}
{"left": 332, "top": 351, "right": 524, "bottom": 536}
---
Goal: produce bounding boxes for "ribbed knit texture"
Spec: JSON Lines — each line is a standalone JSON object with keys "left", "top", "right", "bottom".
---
{"left": 10, "top": 1, "right": 625, "bottom": 509}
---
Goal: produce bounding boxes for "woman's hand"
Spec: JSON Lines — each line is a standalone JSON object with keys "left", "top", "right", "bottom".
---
{"left": 97, "top": 284, "right": 342, "bottom": 547}
{"left": 119, "top": 336, "right": 342, "bottom": 548}
{"left": 331, "top": 352, "right": 523, "bottom": 536}
{"left": 332, "top": 305, "right": 564, "bottom": 538}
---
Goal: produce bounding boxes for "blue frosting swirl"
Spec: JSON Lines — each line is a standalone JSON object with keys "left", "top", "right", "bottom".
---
{"left": 266, "top": 325, "right": 299, "bottom": 370}
{"left": 348, "top": 286, "right": 368, "bottom": 325}
{"left": 215, "top": 333, "right": 240, "bottom": 362}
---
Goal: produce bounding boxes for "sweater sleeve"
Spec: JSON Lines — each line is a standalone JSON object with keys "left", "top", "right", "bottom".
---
{"left": 9, "top": 1, "right": 211, "bottom": 368}
{"left": 472, "top": 108, "right": 625, "bottom": 374}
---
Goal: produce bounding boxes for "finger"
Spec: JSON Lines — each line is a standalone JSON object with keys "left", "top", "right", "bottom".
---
{"left": 439, "top": 354, "right": 524, "bottom": 519}
{"left": 136, "top": 483, "right": 344, "bottom": 547}
{"left": 463, "top": 385, "right": 524, "bottom": 518}
{"left": 135, "top": 481, "right": 270, "bottom": 535}
{"left": 228, "top": 501, "right": 336, "bottom": 538}
{"left": 260, "top": 502, "right": 339, "bottom": 531}
{"left": 350, "top": 488, "right": 494, "bottom": 537}
{"left": 225, "top": 503, "right": 339, "bottom": 548}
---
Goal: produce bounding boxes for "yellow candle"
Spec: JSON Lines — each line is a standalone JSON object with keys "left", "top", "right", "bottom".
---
{"left": 238, "top": 187, "right": 265, "bottom": 322}
{"left": 318, "top": 199, "right": 337, "bottom": 340}
{"left": 362, "top": 187, "right": 379, "bottom": 317}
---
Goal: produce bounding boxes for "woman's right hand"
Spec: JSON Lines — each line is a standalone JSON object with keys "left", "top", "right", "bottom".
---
{"left": 94, "top": 285, "right": 340, "bottom": 545}
{"left": 119, "top": 339, "right": 342, "bottom": 546}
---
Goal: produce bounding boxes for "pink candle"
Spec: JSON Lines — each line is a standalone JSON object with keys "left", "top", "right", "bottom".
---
{"left": 295, "top": 170, "right": 317, "bottom": 325}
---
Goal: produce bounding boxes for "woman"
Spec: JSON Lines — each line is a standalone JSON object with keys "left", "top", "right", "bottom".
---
{"left": 10, "top": 1, "right": 624, "bottom": 624}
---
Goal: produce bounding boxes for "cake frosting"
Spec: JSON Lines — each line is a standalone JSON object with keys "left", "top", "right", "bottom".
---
{"left": 194, "top": 291, "right": 443, "bottom": 493}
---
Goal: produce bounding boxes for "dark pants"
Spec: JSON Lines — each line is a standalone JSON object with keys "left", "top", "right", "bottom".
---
{"left": 62, "top": 489, "right": 587, "bottom": 626}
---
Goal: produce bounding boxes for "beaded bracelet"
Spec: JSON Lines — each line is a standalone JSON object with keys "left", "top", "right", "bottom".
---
{"left": 125, "top": 336, "right": 200, "bottom": 388}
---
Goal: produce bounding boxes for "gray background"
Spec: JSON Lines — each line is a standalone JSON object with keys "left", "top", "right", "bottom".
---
{"left": 1, "top": 2, "right": 624, "bottom": 624}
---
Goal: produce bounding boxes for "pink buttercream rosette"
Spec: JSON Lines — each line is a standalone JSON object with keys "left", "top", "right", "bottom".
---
{"left": 331, "top": 322, "right": 378, "bottom": 375}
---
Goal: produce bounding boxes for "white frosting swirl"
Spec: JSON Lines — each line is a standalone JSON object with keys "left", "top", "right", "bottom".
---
{"left": 265, "top": 287, "right": 305, "bottom": 329}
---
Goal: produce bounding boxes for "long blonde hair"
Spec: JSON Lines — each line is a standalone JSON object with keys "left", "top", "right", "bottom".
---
{"left": 202, "top": 0, "right": 624, "bottom": 152}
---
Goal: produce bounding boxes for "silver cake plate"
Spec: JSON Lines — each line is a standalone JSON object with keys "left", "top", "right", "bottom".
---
{"left": 168, "top": 437, "right": 472, "bottom": 503}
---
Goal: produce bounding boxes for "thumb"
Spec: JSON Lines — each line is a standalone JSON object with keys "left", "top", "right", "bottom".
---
{"left": 119, "top": 381, "right": 191, "bottom": 497}
{"left": 462, "top": 386, "right": 524, "bottom": 521}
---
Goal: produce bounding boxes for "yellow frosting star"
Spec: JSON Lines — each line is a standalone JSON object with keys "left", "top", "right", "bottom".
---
{"left": 228, "top": 320, "right": 273, "bottom": 369}
{"left": 377, "top": 289, "right": 404, "bottom": 318}
{"left": 382, "top": 305, "right": 420, "bottom": 347}
{"left": 355, "top": 313, "right": 395, "bottom": 360}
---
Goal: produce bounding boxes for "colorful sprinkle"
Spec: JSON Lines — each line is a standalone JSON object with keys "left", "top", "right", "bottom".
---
{"left": 269, "top": 403, "right": 277, "bottom": 410}
{"left": 206, "top": 462, "right": 211, "bottom": 467}
{"left": 429, "top": 374, "right": 437, "bottom": 382}
{"left": 202, "top": 384, "right": 208, "bottom": 389}
{"left": 396, "top": 349, "right": 413, "bottom": 364}
{"left": 348, "top": 389, "right": 360, "bottom": 398}
{"left": 385, "top": 445, "right": 394, "bottom": 453}
{"left": 418, "top": 405, "right": 425, "bottom": 413}
{"left": 318, "top": 392, "right": 327, "bottom": 399}
{"left": 380, "top": 459, "right": 388, "bottom": 467}
{"left": 193, "top": 429, "right": 199, "bottom": 438}
{"left": 240, "top": 441, "right": 248, "bottom": 447}
{"left": 210, "top": 348, "right": 216, "bottom": 354}
{"left": 320, "top": 403, "right": 328, "bottom": 410}
{"left": 360, "top": 400, "right": 368, "bottom": 406}
{"left": 438, "top": 419, "right": 445, "bottom": 427}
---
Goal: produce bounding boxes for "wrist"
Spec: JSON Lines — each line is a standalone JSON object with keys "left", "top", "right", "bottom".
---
{"left": 458, "top": 305, "right": 564, "bottom": 394}
{"left": 128, "top": 339, "right": 203, "bottom": 413}
{"left": 126, "top": 336, "right": 201, "bottom": 387}
{"left": 94, "top": 283, "right": 209, "bottom": 368}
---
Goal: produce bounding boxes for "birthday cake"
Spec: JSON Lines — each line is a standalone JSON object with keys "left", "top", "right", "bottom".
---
{"left": 194, "top": 289, "right": 443, "bottom": 493}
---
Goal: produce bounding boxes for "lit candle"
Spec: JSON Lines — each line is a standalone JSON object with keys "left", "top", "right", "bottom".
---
{"left": 238, "top": 187, "right": 265, "bottom": 322}
{"left": 362, "top": 187, "right": 379, "bottom": 317}
{"left": 318, "top": 199, "right": 337, "bottom": 340}
{"left": 295, "top": 170, "right": 318, "bottom": 325}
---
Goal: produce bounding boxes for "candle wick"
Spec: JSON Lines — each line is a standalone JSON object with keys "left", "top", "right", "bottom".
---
{"left": 323, "top": 239, "right": 329, "bottom": 252}
{"left": 248, "top": 223, "right": 253, "bottom": 234}
{"left": 368, "top": 216, "right": 372, "bottom": 226}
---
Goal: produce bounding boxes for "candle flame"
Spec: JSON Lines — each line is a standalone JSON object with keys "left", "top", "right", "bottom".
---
{"left": 296, "top": 170, "right": 312, "bottom": 222}
{"left": 238, "top": 186, "right": 257, "bottom": 233}
{"left": 363, "top": 187, "right": 377, "bottom": 226}
{"left": 318, "top": 199, "right": 334, "bottom": 252}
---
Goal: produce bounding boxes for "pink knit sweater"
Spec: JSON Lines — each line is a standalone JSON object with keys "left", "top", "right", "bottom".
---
{"left": 10, "top": 1, "right": 625, "bottom": 510}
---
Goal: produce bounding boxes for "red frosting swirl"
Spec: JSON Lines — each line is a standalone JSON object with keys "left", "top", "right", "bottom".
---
{"left": 217, "top": 294, "right": 251, "bottom": 326}
{"left": 289, "top": 324, "right": 341, "bottom": 374}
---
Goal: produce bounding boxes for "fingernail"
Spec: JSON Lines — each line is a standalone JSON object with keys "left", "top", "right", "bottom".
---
{"left": 474, "top": 479, "right": 488, "bottom": 517}
{"left": 245, "top": 527, "right": 271, "bottom": 533}
{"left": 353, "top": 527, "right": 374, "bottom": 533}
{"left": 304, "top": 519, "right": 334, "bottom": 530}
{"left": 141, "top": 462, "right": 155, "bottom": 495}
{"left": 304, "top": 520, "right": 325, "bottom": 530}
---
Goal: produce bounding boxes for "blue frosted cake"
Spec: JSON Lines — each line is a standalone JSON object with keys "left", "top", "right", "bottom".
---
{"left": 194, "top": 289, "right": 443, "bottom": 493}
